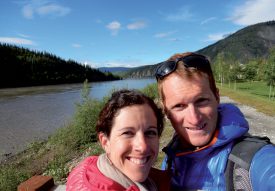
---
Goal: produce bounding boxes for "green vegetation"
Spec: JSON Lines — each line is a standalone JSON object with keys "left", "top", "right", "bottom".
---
{"left": 219, "top": 81, "right": 275, "bottom": 116}
{"left": 0, "top": 44, "right": 121, "bottom": 88}
{"left": 213, "top": 48, "right": 275, "bottom": 101}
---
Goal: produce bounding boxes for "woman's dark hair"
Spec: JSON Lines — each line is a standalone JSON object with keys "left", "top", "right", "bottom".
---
{"left": 96, "top": 89, "right": 164, "bottom": 137}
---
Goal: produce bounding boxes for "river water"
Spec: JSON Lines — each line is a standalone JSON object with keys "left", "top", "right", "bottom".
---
{"left": 0, "top": 79, "right": 155, "bottom": 159}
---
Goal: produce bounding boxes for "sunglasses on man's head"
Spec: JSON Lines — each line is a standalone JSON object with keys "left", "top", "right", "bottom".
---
{"left": 155, "top": 54, "right": 211, "bottom": 80}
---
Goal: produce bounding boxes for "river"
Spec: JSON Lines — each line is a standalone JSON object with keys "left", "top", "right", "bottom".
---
{"left": 0, "top": 79, "right": 155, "bottom": 159}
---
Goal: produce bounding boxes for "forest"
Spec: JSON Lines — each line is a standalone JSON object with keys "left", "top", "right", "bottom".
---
{"left": 0, "top": 43, "right": 121, "bottom": 88}
{"left": 211, "top": 49, "right": 275, "bottom": 99}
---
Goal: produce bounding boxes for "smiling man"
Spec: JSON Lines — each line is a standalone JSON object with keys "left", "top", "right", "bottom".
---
{"left": 155, "top": 52, "right": 275, "bottom": 190}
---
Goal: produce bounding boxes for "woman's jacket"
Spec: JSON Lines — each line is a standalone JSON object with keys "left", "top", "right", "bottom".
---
{"left": 66, "top": 155, "right": 170, "bottom": 191}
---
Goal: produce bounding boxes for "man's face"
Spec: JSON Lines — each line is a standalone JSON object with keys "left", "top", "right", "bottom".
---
{"left": 162, "top": 73, "right": 219, "bottom": 148}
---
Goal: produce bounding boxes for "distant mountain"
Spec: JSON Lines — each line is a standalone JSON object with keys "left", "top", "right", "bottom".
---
{"left": 125, "top": 65, "right": 158, "bottom": 78}
{"left": 125, "top": 20, "right": 275, "bottom": 78}
{"left": 98, "top": 67, "right": 131, "bottom": 73}
{"left": 197, "top": 20, "right": 275, "bottom": 62}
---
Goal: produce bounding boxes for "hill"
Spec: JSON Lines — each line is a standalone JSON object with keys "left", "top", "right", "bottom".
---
{"left": 124, "top": 21, "right": 275, "bottom": 78}
{"left": 197, "top": 20, "right": 275, "bottom": 62}
{"left": 0, "top": 44, "right": 121, "bottom": 88}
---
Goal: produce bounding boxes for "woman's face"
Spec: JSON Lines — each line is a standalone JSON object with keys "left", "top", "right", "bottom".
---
{"left": 99, "top": 104, "right": 159, "bottom": 182}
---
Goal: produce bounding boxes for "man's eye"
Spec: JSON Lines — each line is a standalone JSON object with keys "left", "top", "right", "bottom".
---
{"left": 196, "top": 98, "right": 209, "bottom": 106}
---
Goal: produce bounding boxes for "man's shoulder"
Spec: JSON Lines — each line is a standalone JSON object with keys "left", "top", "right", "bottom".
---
{"left": 225, "top": 135, "right": 274, "bottom": 191}
{"left": 229, "top": 135, "right": 272, "bottom": 170}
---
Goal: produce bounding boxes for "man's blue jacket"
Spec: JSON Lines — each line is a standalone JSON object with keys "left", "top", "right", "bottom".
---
{"left": 161, "top": 103, "right": 275, "bottom": 190}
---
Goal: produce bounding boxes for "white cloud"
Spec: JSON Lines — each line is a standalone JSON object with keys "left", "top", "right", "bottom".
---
{"left": 86, "top": 59, "right": 148, "bottom": 68}
{"left": 95, "top": 19, "right": 103, "bottom": 24}
{"left": 168, "top": 38, "right": 182, "bottom": 42}
{"left": 36, "top": 4, "right": 70, "bottom": 17}
{"left": 201, "top": 17, "right": 216, "bottom": 25}
{"left": 165, "top": 6, "right": 193, "bottom": 22}
{"left": 82, "top": 60, "right": 97, "bottom": 68}
{"left": 106, "top": 21, "right": 121, "bottom": 36}
{"left": 0, "top": 37, "right": 35, "bottom": 45}
{"left": 154, "top": 31, "right": 177, "bottom": 38}
{"left": 72, "top": 43, "right": 82, "bottom": 48}
{"left": 22, "top": 4, "right": 34, "bottom": 19}
{"left": 205, "top": 32, "right": 230, "bottom": 42}
{"left": 22, "top": 0, "right": 70, "bottom": 19}
{"left": 127, "top": 21, "right": 146, "bottom": 30}
{"left": 17, "top": 33, "right": 31, "bottom": 38}
{"left": 230, "top": 0, "right": 275, "bottom": 25}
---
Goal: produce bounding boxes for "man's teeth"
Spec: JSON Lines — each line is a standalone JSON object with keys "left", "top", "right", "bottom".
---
{"left": 130, "top": 157, "right": 147, "bottom": 165}
{"left": 187, "top": 124, "right": 205, "bottom": 130}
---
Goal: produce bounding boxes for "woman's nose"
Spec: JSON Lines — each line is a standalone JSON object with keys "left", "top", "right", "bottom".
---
{"left": 134, "top": 134, "right": 148, "bottom": 153}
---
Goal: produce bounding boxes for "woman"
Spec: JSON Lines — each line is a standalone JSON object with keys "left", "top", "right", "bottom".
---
{"left": 66, "top": 89, "right": 170, "bottom": 191}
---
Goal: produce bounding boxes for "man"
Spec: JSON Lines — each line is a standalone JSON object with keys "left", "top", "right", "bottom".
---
{"left": 155, "top": 52, "right": 275, "bottom": 190}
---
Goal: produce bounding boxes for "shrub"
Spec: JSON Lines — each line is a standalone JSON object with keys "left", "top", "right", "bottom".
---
{"left": 141, "top": 83, "right": 159, "bottom": 100}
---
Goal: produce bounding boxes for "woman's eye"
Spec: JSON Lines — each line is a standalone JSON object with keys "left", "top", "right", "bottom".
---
{"left": 145, "top": 130, "right": 158, "bottom": 137}
{"left": 173, "top": 104, "right": 186, "bottom": 111}
{"left": 121, "top": 131, "right": 134, "bottom": 136}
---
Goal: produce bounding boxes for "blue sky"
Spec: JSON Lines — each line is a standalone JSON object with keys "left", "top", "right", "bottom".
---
{"left": 1, "top": 0, "right": 275, "bottom": 68}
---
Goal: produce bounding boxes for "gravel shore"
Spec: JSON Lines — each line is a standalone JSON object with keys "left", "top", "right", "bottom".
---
{"left": 221, "top": 96, "right": 275, "bottom": 143}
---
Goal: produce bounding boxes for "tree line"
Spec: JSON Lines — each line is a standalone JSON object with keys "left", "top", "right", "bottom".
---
{"left": 0, "top": 43, "right": 121, "bottom": 88}
{"left": 212, "top": 48, "right": 275, "bottom": 99}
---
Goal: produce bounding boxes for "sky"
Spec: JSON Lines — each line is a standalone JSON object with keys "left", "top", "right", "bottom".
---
{"left": 1, "top": 0, "right": 275, "bottom": 68}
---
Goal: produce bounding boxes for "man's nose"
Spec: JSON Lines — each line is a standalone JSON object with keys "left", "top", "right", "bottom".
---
{"left": 186, "top": 105, "right": 201, "bottom": 125}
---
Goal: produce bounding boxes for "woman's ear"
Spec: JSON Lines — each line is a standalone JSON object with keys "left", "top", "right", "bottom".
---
{"left": 98, "top": 132, "right": 110, "bottom": 153}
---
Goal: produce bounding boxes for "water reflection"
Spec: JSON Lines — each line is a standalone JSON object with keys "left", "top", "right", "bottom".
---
{"left": 0, "top": 78, "right": 155, "bottom": 159}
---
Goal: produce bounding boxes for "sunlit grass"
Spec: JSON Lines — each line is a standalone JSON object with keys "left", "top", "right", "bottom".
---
{"left": 154, "top": 120, "right": 174, "bottom": 169}
{"left": 218, "top": 81, "right": 275, "bottom": 116}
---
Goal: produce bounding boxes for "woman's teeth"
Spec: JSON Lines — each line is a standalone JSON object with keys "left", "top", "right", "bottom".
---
{"left": 129, "top": 157, "right": 148, "bottom": 165}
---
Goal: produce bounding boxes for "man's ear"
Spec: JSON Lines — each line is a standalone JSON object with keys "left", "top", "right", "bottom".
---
{"left": 98, "top": 132, "right": 110, "bottom": 153}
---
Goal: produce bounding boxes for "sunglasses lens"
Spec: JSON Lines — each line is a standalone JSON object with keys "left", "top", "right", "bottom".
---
{"left": 155, "top": 55, "right": 211, "bottom": 80}
{"left": 156, "top": 61, "right": 176, "bottom": 80}
{"left": 182, "top": 55, "right": 209, "bottom": 70}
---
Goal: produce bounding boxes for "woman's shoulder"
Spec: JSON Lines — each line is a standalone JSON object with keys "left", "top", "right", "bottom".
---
{"left": 66, "top": 155, "right": 133, "bottom": 191}
{"left": 66, "top": 156, "right": 99, "bottom": 191}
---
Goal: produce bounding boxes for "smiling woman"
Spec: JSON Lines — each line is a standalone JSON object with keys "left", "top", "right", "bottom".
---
{"left": 66, "top": 89, "right": 170, "bottom": 191}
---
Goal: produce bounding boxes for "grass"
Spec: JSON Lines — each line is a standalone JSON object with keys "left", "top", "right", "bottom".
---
{"left": 154, "top": 121, "right": 174, "bottom": 168}
{"left": 218, "top": 81, "right": 275, "bottom": 116}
